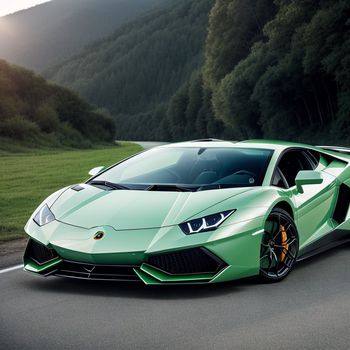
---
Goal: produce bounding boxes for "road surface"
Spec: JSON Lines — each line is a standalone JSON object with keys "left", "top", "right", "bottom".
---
{"left": 1, "top": 243, "right": 349, "bottom": 349}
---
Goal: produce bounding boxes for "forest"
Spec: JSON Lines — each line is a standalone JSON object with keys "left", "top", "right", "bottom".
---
{"left": 47, "top": 0, "right": 350, "bottom": 145}
{"left": 208, "top": 0, "right": 350, "bottom": 144}
{"left": 0, "top": 59, "right": 115, "bottom": 148}
{"left": 46, "top": 0, "right": 211, "bottom": 117}
{"left": 2, "top": 0, "right": 349, "bottom": 146}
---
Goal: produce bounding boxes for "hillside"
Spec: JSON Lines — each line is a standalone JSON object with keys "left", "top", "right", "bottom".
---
{"left": 209, "top": 0, "right": 350, "bottom": 144}
{"left": 117, "top": 0, "right": 350, "bottom": 146}
{"left": 0, "top": 0, "right": 168, "bottom": 71}
{"left": 44, "top": 0, "right": 349, "bottom": 146}
{"left": 115, "top": 0, "right": 277, "bottom": 141}
{"left": 0, "top": 59, "right": 115, "bottom": 149}
{"left": 46, "top": 0, "right": 212, "bottom": 116}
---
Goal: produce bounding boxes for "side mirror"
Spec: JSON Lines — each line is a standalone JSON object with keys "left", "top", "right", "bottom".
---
{"left": 295, "top": 170, "right": 323, "bottom": 194}
{"left": 88, "top": 166, "right": 105, "bottom": 176}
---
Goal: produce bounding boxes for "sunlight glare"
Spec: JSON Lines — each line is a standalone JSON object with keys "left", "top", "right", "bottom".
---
{"left": 0, "top": 1, "right": 51, "bottom": 17}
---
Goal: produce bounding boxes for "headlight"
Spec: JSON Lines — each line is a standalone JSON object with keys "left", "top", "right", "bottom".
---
{"left": 179, "top": 210, "right": 236, "bottom": 235}
{"left": 33, "top": 204, "right": 55, "bottom": 226}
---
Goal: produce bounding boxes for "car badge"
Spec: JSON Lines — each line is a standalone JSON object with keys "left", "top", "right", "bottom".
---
{"left": 94, "top": 231, "right": 104, "bottom": 240}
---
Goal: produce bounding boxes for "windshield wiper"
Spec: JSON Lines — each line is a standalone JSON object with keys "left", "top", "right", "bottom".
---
{"left": 197, "top": 184, "right": 243, "bottom": 191}
{"left": 89, "top": 180, "right": 130, "bottom": 190}
{"left": 146, "top": 184, "right": 196, "bottom": 192}
{"left": 197, "top": 184, "right": 222, "bottom": 192}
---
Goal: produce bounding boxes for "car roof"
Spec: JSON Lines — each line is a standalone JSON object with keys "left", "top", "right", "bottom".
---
{"left": 159, "top": 139, "right": 314, "bottom": 152}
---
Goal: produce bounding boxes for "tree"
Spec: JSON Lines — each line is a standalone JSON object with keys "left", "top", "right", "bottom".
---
{"left": 203, "top": 0, "right": 276, "bottom": 89}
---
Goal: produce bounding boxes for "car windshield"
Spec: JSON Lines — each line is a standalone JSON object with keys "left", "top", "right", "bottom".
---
{"left": 90, "top": 147, "right": 273, "bottom": 191}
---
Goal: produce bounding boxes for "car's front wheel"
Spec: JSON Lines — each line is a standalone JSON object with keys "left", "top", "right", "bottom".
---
{"left": 259, "top": 208, "right": 299, "bottom": 282}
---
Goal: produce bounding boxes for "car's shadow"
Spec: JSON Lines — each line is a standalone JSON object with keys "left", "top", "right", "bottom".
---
{"left": 295, "top": 241, "right": 350, "bottom": 269}
{"left": 22, "top": 273, "right": 258, "bottom": 300}
{"left": 22, "top": 242, "right": 350, "bottom": 300}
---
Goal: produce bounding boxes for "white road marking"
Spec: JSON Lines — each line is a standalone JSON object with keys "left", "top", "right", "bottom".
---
{"left": 0, "top": 264, "right": 23, "bottom": 274}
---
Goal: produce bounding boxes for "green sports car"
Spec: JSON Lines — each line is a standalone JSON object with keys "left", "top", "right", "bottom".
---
{"left": 23, "top": 140, "right": 350, "bottom": 284}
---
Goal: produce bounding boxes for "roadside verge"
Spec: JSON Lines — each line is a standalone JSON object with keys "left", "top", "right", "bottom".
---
{"left": 0, "top": 239, "right": 26, "bottom": 269}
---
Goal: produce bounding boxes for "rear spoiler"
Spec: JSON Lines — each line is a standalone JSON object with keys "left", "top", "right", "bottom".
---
{"left": 318, "top": 146, "right": 350, "bottom": 155}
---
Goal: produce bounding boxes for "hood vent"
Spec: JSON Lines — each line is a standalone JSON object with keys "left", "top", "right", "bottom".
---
{"left": 71, "top": 185, "right": 85, "bottom": 192}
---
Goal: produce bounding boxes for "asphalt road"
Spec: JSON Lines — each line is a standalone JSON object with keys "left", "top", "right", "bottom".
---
{"left": 1, "top": 243, "right": 349, "bottom": 349}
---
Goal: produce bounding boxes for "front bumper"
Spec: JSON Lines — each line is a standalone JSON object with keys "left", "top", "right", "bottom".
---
{"left": 24, "top": 239, "right": 229, "bottom": 284}
{"left": 24, "top": 213, "right": 265, "bottom": 284}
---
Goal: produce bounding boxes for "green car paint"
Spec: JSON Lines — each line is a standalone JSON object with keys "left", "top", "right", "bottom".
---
{"left": 139, "top": 263, "right": 214, "bottom": 282}
{"left": 24, "top": 258, "right": 62, "bottom": 273}
{"left": 23, "top": 140, "right": 350, "bottom": 284}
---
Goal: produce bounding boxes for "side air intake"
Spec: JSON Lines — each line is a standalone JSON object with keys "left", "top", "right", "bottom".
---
{"left": 332, "top": 184, "right": 350, "bottom": 224}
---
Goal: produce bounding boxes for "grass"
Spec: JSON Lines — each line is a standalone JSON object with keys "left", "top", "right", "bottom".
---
{"left": 0, "top": 142, "right": 143, "bottom": 241}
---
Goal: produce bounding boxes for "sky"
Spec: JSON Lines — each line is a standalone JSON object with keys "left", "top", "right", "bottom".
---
{"left": 0, "top": 0, "right": 51, "bottom": 17}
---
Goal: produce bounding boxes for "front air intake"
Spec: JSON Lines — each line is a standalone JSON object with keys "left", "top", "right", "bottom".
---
{"left": 25, "top": 239, "right": 58, "bottom": 265}
{"left": 54, "top": 260, "right": 140, "bottom": 281}
{"left": 147, "top": 247, "right": 226, "bottom": 275}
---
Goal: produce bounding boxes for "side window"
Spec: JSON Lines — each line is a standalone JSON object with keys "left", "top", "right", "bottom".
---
{"left": 272, "top": 168, "right": 287, "bottom": 188}
{"left": 276, "top": 150, "right": 313, "bottom": 188}
{"left": 305, "top": 150, "right": 320, "bottom": 169}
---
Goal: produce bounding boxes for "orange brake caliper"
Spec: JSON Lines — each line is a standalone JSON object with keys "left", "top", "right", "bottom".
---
{"left": 280, "top": 225, "right": 289, "bottom": 262}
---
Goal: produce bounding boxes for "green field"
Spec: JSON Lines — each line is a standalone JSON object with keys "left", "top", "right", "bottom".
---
{"left": 0, "top": 142, "right": 142, "bottom": 241}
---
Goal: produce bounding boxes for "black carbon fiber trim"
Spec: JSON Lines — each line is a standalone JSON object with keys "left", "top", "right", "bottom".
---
{"left": 332, "top": 184, "right": 350, "bottom": 224}
{"left": 24, "top": 239, "right": 58, "bottom": 265}
{"left": 54, "top": 260, "right": 140, "bottom": 281}
{"left": 298, "top": 229, "right": 350, "bottom": 261}
{"left": 147, "top": 247, "right": 226, "bottom": 275}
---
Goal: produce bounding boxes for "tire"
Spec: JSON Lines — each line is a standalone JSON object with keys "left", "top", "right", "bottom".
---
{"left": 259, "top": 208, "right": 299, "bottom": 282}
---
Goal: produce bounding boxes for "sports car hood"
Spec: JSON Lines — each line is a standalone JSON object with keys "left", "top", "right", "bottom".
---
{"left": 50, "top": 184, "right": 254, "bottom": 230}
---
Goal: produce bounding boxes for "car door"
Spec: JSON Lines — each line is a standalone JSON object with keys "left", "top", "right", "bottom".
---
{"left": 272, "top": 149, "right": 338, "bottom": 247}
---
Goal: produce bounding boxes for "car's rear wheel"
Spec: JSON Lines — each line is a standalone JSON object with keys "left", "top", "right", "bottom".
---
{"left": 259, "top": 208, "right": 299, "bottom": 282}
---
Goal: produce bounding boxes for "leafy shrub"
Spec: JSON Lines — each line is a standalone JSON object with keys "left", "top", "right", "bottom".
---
{"left": 0, "top": 59, "right": 116, "bottom": 149}
{"left": 0, "top": 116, "right": 41, "bottom": 140}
